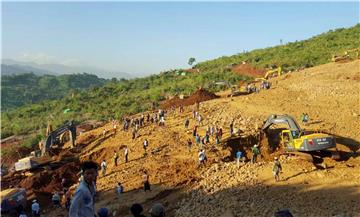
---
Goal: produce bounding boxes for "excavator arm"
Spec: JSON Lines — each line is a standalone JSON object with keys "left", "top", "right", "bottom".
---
{"left": 43, "top": 121, "right": 76, "bottom": 155}
{"left": 264, "top": 67, "right": 282, "bottom": 79}
{"left": 262, "top": 114, "right": 302, "bottom": 133}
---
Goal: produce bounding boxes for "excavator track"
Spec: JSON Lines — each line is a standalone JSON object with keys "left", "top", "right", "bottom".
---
{"left": 286, "top": 148, "right": 342, "bottom": 164}
{"left": 286, "top": 151, "right": 314, "bottom": 162}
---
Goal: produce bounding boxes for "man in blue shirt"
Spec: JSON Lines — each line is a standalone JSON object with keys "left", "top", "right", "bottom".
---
{"left": 195, "top": 134, "right": 201, "bottom": 146}
{"left": 69, "top": 161, "right": 98, "bottom": 217}
{"left": 31, "top": 199, "right": 40, "bottom": 217}
{"left": 236, "top": 150, "right": 243, "bottom": 168}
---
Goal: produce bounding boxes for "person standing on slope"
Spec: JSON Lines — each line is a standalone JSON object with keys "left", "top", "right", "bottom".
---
{"left": 143, "top": 139, "right": 149, "bottom": 156}
{"left": 143, "top": 171, "right": 151, "bottom": 192}
{"left": 101, "top": 160, "right": 107, "bottom": 176}
{"left": 251, "top": 145, "right": 260, "bottom": 164}
{"left": 273, "top": 157, "right": 282, "bottom": 182}
{"left": 124, "top": 147, "right": 129, "bottom": 163}
{"left": 113, "top": 151, "right": 119, "bottom": 166}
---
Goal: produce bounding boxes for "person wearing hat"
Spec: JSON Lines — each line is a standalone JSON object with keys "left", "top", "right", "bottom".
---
{"left": 149, "top": 203, "right": 165, "bottom": 217}
{"left": 97, "top": 207, "right": 109, "bottom": 217}
{"left": 273, "top": 157, "right": 282, "bottom": 182}
{"left": 130, "top": 203, "right": 146, "bottom": 217}
{"left": 31, "top": 199, "right": 40, "bottom": 217}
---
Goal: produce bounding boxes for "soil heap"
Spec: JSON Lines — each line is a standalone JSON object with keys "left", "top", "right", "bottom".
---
{"left": 161, "top": 88, "right": 219, "bottom": 109}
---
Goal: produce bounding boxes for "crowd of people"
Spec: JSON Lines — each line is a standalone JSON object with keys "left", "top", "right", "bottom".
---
{"left": 18, "top": 103, "right": 302, "bottom": 217}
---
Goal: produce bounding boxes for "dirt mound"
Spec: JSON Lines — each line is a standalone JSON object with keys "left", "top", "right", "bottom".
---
{"left": 41, "top": 162, "right": 79, "bottom": 193}
{"left": 19, "top": 162, "right": 79, "bottom": 193}
{"left": 187, "top": 88, "right": 219, "bottom": 104}
{"left": 222, "top": 132, "right": 281, "bottom": 162}
{"left": 231, "top": 63, "right": 266, "bottom": 78}
{"left": 161, "top": 88, "right": 219, "bottom": 109}
{"left": 77, "top": 120, "right": 105, "bottom": 134}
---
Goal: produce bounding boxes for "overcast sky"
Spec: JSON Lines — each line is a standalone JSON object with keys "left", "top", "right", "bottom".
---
{"left": 2, "top": 2, "right": 359, "bottom": 76}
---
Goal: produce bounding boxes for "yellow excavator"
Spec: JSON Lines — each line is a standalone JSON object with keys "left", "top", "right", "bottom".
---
{"left": 206, "top": 80, "right": 248, "bottom": 97}
{"left": 262, "top": 114, "right": 339, "bottom": 162}
{"left": 264, "top": 66, "right": 282, "bottom": 79}
{"left": 255, "top": 67, "right": 282, "bottom": 81}
{"left": 332, "top": 48, "right": 360, "bottom": 62}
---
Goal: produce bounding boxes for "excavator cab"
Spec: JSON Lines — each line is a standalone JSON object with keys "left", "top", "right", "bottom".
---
{"left": 281, "top": 130, "right": 295, "bottom": 151}
{"left": 281, "top": 130, "right": 303, "bottom": 151}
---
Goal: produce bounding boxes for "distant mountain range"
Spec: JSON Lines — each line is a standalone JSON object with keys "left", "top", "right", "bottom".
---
{"left": 1, "top": 59, "right": 132, "bottom": 79}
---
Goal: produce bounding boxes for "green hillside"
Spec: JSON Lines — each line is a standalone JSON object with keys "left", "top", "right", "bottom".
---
{"left": 195, "top": 24, "right": 360, "bottom": 73}
{"left": 1, "top": 73, "right": 108, "bottom": 111}
{"left": 1, "top": 24, "right": 359, "bottom": 140}
{"left": 1, "top": 69, "right": 245, "bottom": 139}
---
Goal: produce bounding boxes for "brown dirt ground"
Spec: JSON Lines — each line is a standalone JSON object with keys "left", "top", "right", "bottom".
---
{"left": 2, "top": 60, "right": 360, "bottom": 217}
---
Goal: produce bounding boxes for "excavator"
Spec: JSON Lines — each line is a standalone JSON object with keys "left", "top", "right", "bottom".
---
{"left": 261, "top": 114, "right": 339, "bottom": 162}
{"left": 255, "top": 67, "right": 282, "bottom": 81}
{"left": 206, "top": 80, "right": 244, "bottom": 97}
{"left": 14, "top": 121, "right": 77, "bottom": 171}
{"left": 42, "top": 121, "right": 76, "bottom": 156}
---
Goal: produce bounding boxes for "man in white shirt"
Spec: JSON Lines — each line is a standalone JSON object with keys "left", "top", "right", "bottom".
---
{"left": 143, "top": 139, "right": 149, "bottom": 156}
{"left": 101, "top": 160, "right": 107, "bottom": 176}
{"left": 124, "top": 147, "right": 129, "bottom": 163}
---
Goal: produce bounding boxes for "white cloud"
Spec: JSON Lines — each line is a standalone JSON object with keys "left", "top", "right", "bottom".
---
{"left": 18, "top": 52, "right": 56, "bottom": 64}
{"left": 17, "top": 52, "right": 81, "bottom": 66}
{"left": 60, "top": 58, "right": 81, "bottom": 66}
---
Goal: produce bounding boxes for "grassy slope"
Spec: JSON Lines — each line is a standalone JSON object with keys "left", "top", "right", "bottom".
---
{"left": 196, "top": 24, "right": 360, "bottom": 72}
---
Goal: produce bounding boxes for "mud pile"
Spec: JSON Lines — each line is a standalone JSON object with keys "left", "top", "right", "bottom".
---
{"left": 187, "top": 88, "right": 219, "bottom": 104}
{"left": 231, "top": 63, "right": 266, "bottom": 78}
{"left": 19, "top": 162, "right": 79, "bottom": 193}
{"left": 161, "top": 88, "right": 219, "bottom": 109}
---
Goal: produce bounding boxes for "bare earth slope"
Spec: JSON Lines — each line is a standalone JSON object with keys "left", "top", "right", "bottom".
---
{"left": 42, "top": 60, "right": 360, "bottom": 217}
